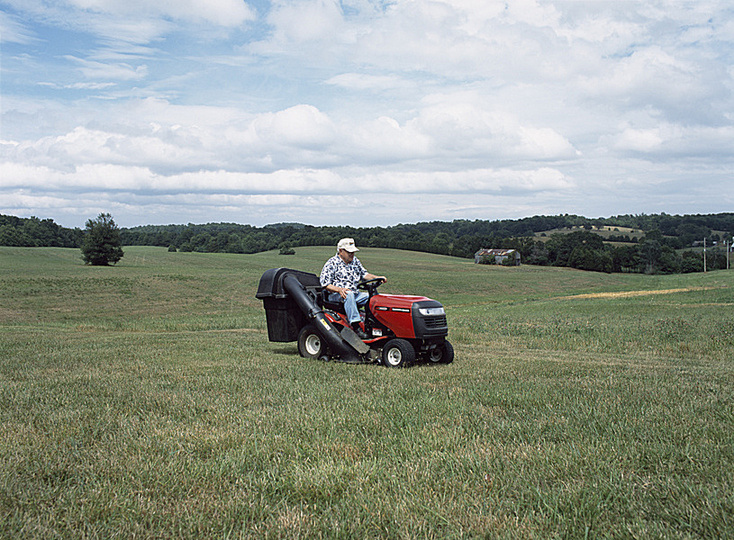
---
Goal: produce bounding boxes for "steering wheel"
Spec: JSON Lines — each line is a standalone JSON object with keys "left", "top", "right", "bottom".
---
{"left": 357, "top": 277, "right": 385, "bottom": 293}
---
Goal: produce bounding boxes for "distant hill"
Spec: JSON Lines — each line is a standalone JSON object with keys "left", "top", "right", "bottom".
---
{"left": 2, "top": 212, "right": 732, "bottom": 274}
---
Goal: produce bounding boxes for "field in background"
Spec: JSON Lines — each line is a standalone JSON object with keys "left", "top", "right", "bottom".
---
{"left": 1, "top": 246, "right": 732, "bottom": 538}
{"left": 534, "top": 225, "right": 641, "bottom": 240}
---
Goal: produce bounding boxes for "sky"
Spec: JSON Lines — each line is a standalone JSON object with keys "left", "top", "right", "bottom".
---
{"left": 1, "top": 1, "right": 733, "bottom": 229}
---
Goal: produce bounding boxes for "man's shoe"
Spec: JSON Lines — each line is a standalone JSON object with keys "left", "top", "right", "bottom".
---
{"left": 351, "top": 324, "right": 369, "bottom": 340}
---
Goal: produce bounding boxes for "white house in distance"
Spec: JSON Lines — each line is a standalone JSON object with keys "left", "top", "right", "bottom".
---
{"left": 474, "top": 248, "right": 521, "bottom": 266}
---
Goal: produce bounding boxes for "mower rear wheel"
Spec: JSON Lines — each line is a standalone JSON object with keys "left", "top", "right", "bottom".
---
{"left": 382, "top": 339, "right": 415, "bottom": 368}
{"left": 427, "top": 340, "right": 454, "bottom": 364}
{"left": 298, "top": 324, "right": 326, "bottom": 359}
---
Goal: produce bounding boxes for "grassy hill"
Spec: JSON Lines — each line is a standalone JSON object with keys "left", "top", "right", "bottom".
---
{"left": 534, "top": 225, "right": 641, "bottom": 241}
{"left": 1, "top": 246, "right": 732, "bottom": 538}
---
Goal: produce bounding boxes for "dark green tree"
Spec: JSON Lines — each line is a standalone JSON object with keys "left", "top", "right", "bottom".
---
{"left": 279, "top": 243, "right": 296, "bottom": 255}
{"left": 81, "top": 213, "right": 124, "bottom": 266}
{"left": 639, "top": 229, "right": 663, "bottom": 274}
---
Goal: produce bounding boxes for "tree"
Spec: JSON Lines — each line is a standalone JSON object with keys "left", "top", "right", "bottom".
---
{"left": 546, "top": 231, "right": 604, "bottom": 267}
{"left": 639, "top": 229, "right": 663, "bottom": 274}
{"left": 81, "top": 213, "right": 124, "bottom": 266}
{"left": 680, "top": 251, "right": 702, "bottom": 273}
{"left": 279, "top": 244, "right": 296, "bottom": 255}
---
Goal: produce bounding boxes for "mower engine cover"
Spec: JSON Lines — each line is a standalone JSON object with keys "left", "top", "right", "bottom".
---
{"left": 371, "top": 294, "right": 448, "bottom": 340}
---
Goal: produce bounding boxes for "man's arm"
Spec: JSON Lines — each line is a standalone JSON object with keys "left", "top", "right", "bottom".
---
{"left": 327, "top": 274, "right": 385, "bottom": 299}
{"left": 364, "top": 273, "right": 387, "bottom": 283}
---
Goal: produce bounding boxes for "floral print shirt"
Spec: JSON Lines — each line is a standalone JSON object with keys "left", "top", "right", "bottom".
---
{"left": 320, "top": 255, "right": 367, "bottom": 292}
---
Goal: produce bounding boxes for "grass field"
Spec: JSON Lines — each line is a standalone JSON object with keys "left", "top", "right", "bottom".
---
{"left": 1, "top": 246, "right": 732, "bottom": 538}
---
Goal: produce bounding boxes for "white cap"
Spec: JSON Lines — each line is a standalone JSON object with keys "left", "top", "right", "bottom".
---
{"left": 337, "top": 238, "right": 359, "bottom": 252}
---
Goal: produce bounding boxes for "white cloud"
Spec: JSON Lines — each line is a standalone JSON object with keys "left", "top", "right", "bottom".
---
{"left": 325, "top": 73, "right": 412, "bottom": 91}
{"left": 0, "top": 157, "right": 572, "bottom": 196}
{"left": 411, "top": 95, "right": 578, "bottom": 162}
{"left": 5, "top": 127, "right": 194, "bottom": 172}
{"left": 613, "top": 128, "right": 665, "bottom": 153}
{"left": 64, "top": 56, "right": 149, "bottom": 80}
{"left": 38, "top": 81, "right": 117, "bottom": 90}
{"left": 2, "top": 96, "right": 581, "bottom": 175}
{"left": 67, "top": 0, "right": 255, "bottom": 27}
{"left": 0, "top": 10, "right": 38, "bottom": 44}
{"left": 0, "top": 161, "right": 576, "bottom": 228}
{"left": 252, "top": 105, "right": 337, "bottom": 149}
{"left": 267, "top": 0, "right": 344, "bottom": 43}
{"left": 612, "top": 124, "right": 734, "bottom": 157}
{"left": 346, "top": 116, "right": 432, "bottom": 162}
{"left": 2, "top": 0, "right": 254, "bottom": 53}
{"left": 356, "top": 167, "right": 572, "bottom": 194}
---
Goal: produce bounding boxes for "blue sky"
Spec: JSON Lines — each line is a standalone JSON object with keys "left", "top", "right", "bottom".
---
{"left": 1, "top": 0, "right": 733, "bottom": 228}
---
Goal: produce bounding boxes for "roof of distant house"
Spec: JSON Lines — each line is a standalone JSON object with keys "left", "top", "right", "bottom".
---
{"left": 475, "top": 248, "right": 517, "bottom": 256}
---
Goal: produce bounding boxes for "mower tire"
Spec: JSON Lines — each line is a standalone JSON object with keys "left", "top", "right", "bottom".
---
{"left": 297, "top": 324, "right": 326, "bottom": 359}
{"left": 427, "top": 340, "right": 454, "bottom": 364}
{"left": 382, "top": 338, "right": 415, "bottom": 368}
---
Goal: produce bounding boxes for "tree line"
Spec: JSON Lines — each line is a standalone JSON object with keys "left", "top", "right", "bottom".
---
{"left": 2, "top": 212, "right": 732, "bottom": 274}
{"left": 0, "top": 215, "right": 83, "bottom": 248}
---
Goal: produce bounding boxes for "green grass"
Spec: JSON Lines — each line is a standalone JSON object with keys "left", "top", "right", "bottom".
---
{"left": 1, "top": 246, "right": 732, "bottom": 538}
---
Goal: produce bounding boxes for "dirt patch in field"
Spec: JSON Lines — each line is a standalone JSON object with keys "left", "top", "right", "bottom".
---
{"left": 560, "top": 287, "right": 714, "bottom": 300}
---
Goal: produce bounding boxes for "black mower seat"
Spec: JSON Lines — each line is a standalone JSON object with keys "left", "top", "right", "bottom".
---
{"left": 320, "top": 290, "right": 346, "bottom": 314}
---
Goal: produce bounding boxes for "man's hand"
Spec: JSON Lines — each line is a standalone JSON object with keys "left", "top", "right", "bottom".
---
{"left": 326, "top": 284, "right": 350, "bottom": 299}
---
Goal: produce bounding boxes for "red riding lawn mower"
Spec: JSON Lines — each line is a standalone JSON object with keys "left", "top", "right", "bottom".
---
{"left": 256, "top": 268, "right": 454, "bottom": 367}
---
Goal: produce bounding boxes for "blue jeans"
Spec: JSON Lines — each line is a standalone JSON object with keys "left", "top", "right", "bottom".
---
{"left": 328, "top": 291, "right": 369, "bottom": 324}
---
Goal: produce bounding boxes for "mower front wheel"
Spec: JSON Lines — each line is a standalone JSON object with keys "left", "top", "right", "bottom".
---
{"left": 382, "top": 339, "right": 415, "bottom": 368}
{"left": 427, "top": 340, "right": 454, "bottom": 364}
{"left": 297, "top": 324, "right": 326, "bottom": 359}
